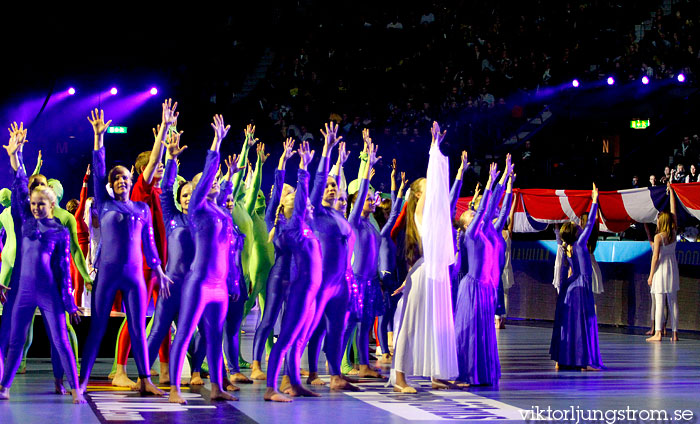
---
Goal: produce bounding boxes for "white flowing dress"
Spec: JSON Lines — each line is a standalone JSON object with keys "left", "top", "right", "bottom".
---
{"left": 391, "top": 143, "right": 459, "bottom": 383}
{"left": 650, "top": 241, "right": 679, "bottom": 294}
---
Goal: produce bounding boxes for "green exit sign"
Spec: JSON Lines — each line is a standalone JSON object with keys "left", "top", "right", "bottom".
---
{"left": 630, "top": 119, "right": 650, "bottom": 129}
{"left": 107, "top": 126, "right": 128, "bottom": 134}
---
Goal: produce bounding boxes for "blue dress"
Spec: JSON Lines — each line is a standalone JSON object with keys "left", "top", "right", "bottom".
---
{"left": 549, "top": 202, "right": 603, "bottom": 369}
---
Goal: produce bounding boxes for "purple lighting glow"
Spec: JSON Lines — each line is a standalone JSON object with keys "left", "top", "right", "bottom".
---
{"left": 150, "top": 87, "right": 158, "bottom": 95}
{"left": 572, "top": 79, "right": 580, "bottom": 88}
{"left": 677, "top": 73, "right": 686, "bottom": 83}
{"left": 68, "top": 87, "right": 76, "bottom": 95}
{"left": 641, "top": 76, "right": 650, "bottom": 85}
{"left": 607, "top": 77, "right": 615, "bottom": 85}
{"left": 110, "top": 87, "right": 118, "bottom": 95}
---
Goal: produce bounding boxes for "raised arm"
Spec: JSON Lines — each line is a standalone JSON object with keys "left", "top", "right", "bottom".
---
{"left": 244, "top": 143, "right": 269, "bottom": 216}
{"left": 266, "top": 138, "right": 295, "bottom": 231}
{"left": 381, "top": 170, "right": 407, "bottom": 237}
{"left": 192, "top": 115, "right": 230, "bottom": 213}
{"left": 32, "top": 149, "right": 43, "bottom": 176}
{"left": 348, "top": 139, "right": 380, "bottom": 228}
{"left": 485, "top": 154, "right": 512, "bottom": 222}
{"left": 495, "top": 172, "right": 515, "bottom": 232}
{"left": 160, "top": 159, "right": 180, "bottom": 222}
{"left": 5, "top": 123, "right": 30, "bottom": 222}
{"left": 310, "top": 121, "right": 342, "bottom": 207}
{"left": 294, "top": 141, "right": 315, "bottom": 222}
{"left": 450, "top": 151, "right": 469, "bottom": 217}
{"left": 143, "top": 99, "right": 178, "bottom": 184}
{"left": 75, "top": 165, "right": 90, "bottom": 221}
{"left": 577, "top": 183, "right": 599, "bottom": 245}
{"left": 669, "top": 182, "right": 678, "bottom": 229}
{"left": 88, "top": 109, "right": 112, "bottom": 209}
{"left": 231, "top": 124, "right": 257, "bottom": 201}
{"left": 466, "top": 162, "right": 498, "bottom": 239}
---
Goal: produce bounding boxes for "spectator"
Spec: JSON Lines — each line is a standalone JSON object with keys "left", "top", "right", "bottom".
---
{"left": 420, "top": 9, "right": 435, "bottom": 25}
{"left": 660, "top": 166, "right": 672, "bottom": 184}
{"left": 686, "top": 164, "right": 699, "bottom": 183}
{"left": 631, "top": 175, "right": 640, "bottom": 188}
{"left": 649, "top": 174, "right": 658, "bottom": 187}
{"left": 673, "top": 164, "right": 687, "bottom": 183}
{"left": 387, "top": 16, "right": 403, "bottom": 30}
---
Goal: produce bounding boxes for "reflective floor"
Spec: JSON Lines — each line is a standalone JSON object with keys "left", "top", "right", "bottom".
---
{"left": 1, "top": 319, "right": 698, "bottom": 423}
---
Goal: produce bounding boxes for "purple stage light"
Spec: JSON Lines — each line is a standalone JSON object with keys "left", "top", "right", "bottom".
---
{"left": 607, "top": 77, "right": 615, "bottom": 85}
{"left": 68, "top": 87, "right": 76, "bottom": 95}
{"left": 677, "top": 73, "right": 686, "bottom": 83}
{"left": 572, "top": 79, "right": 579, "bottom": 88}
{"left": 110, "top": 87, "right": 118, "bottom": 95}
{"left": 150, "top": 87, "right": 158, "bottom": 95}
{"left": 641, "top": 76, "right": 649, "bottom": 85}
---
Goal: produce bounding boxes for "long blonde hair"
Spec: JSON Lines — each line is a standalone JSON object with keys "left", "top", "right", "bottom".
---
{"left": 404, "top": 178, "right": 425, "bottom": 267}
{"left": 656, "top": 211, "right": 676, "bottom": 241}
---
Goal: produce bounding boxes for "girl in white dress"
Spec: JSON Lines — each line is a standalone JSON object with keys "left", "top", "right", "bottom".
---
{"left": 646, "top": 183, "right": 679, "bottom": 342}
{"left": 391, "top": 122, "right": 459, "bottom": 392}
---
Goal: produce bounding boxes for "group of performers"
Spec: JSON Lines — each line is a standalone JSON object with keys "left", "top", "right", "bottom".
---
{"left": 1, "top": 98, "right": 675, "bottom": 405}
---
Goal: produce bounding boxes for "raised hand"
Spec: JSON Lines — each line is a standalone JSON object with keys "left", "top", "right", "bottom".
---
{"left": 161, "top": 98, "right": 179, "bottom": 127}
{"left": 244, "top": 124, "right": 258, "bottom": 147}
{"left": 337, "top": 141, "right": 350, "bottom": 165}
{"left": 398, "top": 171, "right": 408, "bottom": 196}
{"left": 299, "top": 140, "right": 315, "bottom": 170}
{"left": 369, "top": 168, "right": 376, "bottom": 181}
{"left": 4, "top": 121, "right": 28, "bottom": 157}
{"left": 278, "top": 137, "right": 296, "bottom": 170}
{"left": 36, "top": 149, "right": 43, "bottom": 169}
{"left": 162, "top": 129, "right": 187, "bottom": 158}
{"left": 320, "top": 121, "right": 343, "bottom": 151}
{"left": 83, "top": 164, "right": 91, "bottom": 183}
{"left": 87, "top": 109, "right": 112, "bottom": 136}
{"left": 224, "top": 154, "right": 243, "bottom": 181}
{"left": 592, "top": 183, "right": 599, "bottom": 203}
{"left": 430, "top": 121, "right": 446, "bottom": 146}
{"left": 391, "top": 158, "right": 397, "bottom": 180}
{"left": 459, "top": 151, "right": 469, "bottom": 173}
{"left": 211, "top": 114, "right": 231, "bottom": 143}
{"left": 367, "top": 140, "right": 381, "bottom": 168}
{"left": 487, "top": 162, "right": 500, "bottom": 189}
{"left": 257, "top": 143, "right": 270, "bottom": 163}
{"left": 474, "top": 182, "right": 481, "bottom": 198}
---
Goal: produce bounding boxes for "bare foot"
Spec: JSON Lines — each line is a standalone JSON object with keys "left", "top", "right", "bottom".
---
{"left": 393, "top": 384, "right": 417, "bottom": 393}
{"left": 453, "top": 380, "right": 470, "bottom": 389}
{"left": 582, "top": 366, "right": 601, "bottom": 372}
{"left": 378, "top": 353, "right": 392, "bottom": 364}
{"left": 159, "top": 363, "right": 170, "bottom": 385}
{"left": 55, "top": 379, "right": 68, "bottom": 395}
{"left": 188, "top": 372, "right": 205, "bottom": 385}
{"left": 230, "top": 372, "right": 253, "bottom": 384}
{"left": 169, "top": 387, "right": 187, "bottom": 404}
{"left": 306, "top": 372, "right": 327, "bottom": 386}
{"left": 222, "top": 376, "right": 240, "bottom": 392}
{"left": 279, "top": 375, "right": 291, "bottom": 393}
{"left": 329, "top": 375, "right": 361, "bottom": 391}
{"left": 134, "top": 378, "right": 165, "bottom": 396}
{"left": 211, "top": 385, "right": 238, "bottom": 401}
{"left": 17, "top": 366, "right": 26, "bottom": 375}
{"left": 670, "top": 332, "right": 679, "bottom": 342}
{"left": 644, "top": 327, "right": 655, "bottom": 336}
{"left": 150, "top": 368, "right": 159, "bottom": 376}
{"left": 357, "top": 365, "right": 386, "bottom": 379}
{"left": 250, "top": 361, "right": 266, "bottom": 380}
{"left": 431, "top": 379, "right": 454, "bottom": 390}
{"left": 284, "top": 384, "right": 320, "bottom": 397}
{"left": 646, "top": 332, "right": 662, "bottom": 342}
{"left": 555, "top": 362, "right": 559, "bottom": 370}
{"left": 112, "top": 366, "right": 136, "bottom": 388}
{"left": 300, "top": 368, "right": 310, "bottom": 377}
{"left": 0, "top": 387, "right": 10, "bottom": 400}
{"left": 72, "top": 389, "right": 87, "bottom": 404}
{"left": 264, "top": 387, "right": 292, "bottom": 402}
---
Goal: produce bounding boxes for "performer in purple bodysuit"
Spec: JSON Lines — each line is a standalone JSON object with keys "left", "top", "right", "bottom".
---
{"left": 79, "top": 110, "right": 172, "bottom": 396}
{"left": 168, "top": 115, "right": 240, "bottom": 404}
{"left": 0, "top": 123, "right": 84, "bottom": 404}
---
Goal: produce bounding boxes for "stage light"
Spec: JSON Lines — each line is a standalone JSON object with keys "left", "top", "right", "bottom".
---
{"left": 68, "top": 87, "right": 76, "bottom": 95}
{"left": 572, "top": 79, "right": 580, "bottom": 88}
{"left": 110, "top": 87, "right": 118, "bottom": 95}
{"left": 150, "top": 87, "right": 158, "bottom": 95}
{"left": 641, "top": 76, "right": 649, "bottom": 85}
{"left": 607, "top": 77, "right": 615, "bottom": 85}
{"left": 677, "top": 73, "right": 686, "bottom": 83}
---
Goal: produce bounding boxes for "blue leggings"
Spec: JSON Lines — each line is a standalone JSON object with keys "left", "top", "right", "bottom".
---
{"left": 304, "top": 277, "right": 351, "bottom": 377}
{"left": 169, "top": 278, "right": 227, "bottom": 392}
{"left": 224, "top": 296, "right": 246, "bottom": 374}
{"left": 146, "top": 276, "right": 183, "bottom": 369}
{"left": 80, "top": 266, "right": 151, "bottom": 390}
{"left": 1, "top": 291, "right": 77, "bottom": 390}
{"left": 378, "top": 273, "right": 400, "bottom": 355}
{"left": 251, "top": 274, "right": 289, "bottom": 363}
